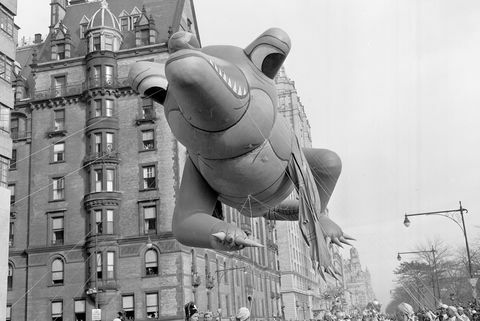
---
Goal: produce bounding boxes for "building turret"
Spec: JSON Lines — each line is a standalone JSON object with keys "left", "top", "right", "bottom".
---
{"left": 85, "top": 0, "right": 122, "bottom": 52}
{"left": 49, "top": 0, "right": 67, "bottom": 33}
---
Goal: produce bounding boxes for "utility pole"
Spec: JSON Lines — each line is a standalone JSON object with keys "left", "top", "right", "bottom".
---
{"left": 403, "top": 201, "right": 477, "bottom": 299}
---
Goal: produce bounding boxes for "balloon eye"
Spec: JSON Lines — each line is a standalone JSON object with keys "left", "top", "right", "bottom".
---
{"left": 261, "top": 53, "right": 286, "bottom": 79}
{"left": 249, "top": 45, "right": 286, "bottom": 79}
{"left": 244, "top": 28, "right": 291, "bottom": 79}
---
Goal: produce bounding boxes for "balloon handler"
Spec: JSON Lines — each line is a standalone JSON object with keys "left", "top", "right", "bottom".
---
{"left": 129, "top": 28, "right": 354, "bottom": 279}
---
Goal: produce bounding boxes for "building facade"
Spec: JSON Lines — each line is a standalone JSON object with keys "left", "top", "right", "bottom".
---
{"left": 343, "top": 248, "right": 376, "bottom": 312}
{"left": 274, "top": 68, "right": 345, "bottom": 321}
{"left": 0, "top": 0, "right": 16, "bottom": 320}
{"left": 9, "top": 1, "right": 280, "bottom": 321}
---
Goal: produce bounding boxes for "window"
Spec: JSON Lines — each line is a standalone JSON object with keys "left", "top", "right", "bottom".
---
{"left": 54, "top": 77, "right": 66, "bottom": 97}
{"left": 52, "top": 177, "right": 65, "bottom": 200}
{"left": 52, "top": 258, "right": 64, "bottom": 284}
{"left": 143, "top": 206, "right": 156, "bottom": 234}
{"left": 121, "top": 17, "right": 129, "bottom": 31}
{"left": 6, "top": 305, "right": 11, "bottom": 321}
{"left": 52, "top": 301, "right": 63, "bottom": 321}
{"left": 106, "top": 209, "right": 114, "bottom": 234}
{"left": 105, "top": 35, "right": 113, "bottom": 51}
{"left": 7, "top": 264, "right": 12, "bottom": 290}
{"left": 80, "top": 24, "right": 87, "bottom": 38}
{"left": 74, "top": 299, "right": 86, "bottom": 321}
{"left": 0, "top": 105, "right": 10, "bottom": 133}
{"left": 0, "top": 157, "right": 9, "bottom": 186}
{"left": 57, "top": 44, "right": 65, "bottom": 60}
{"left": 52, "top": 217, "right": 64, "bottom": 245}
{"left": 0, "top": 53, "right": 13, "bottom": 83}
{"left": 96, "top": 253, "right": 102, "bottom": 279}
{"left": 142, "top": 165, "right": 156, "bottom": 189}
{"left": 54, "top": 109, "right": 65, "bottom": 131}
{"left": 8, "top": 222, "right": 14, "bottom": 247}
{"left": 106, "top": 133, "right": 114, "bottom": 152}
{"left": 107, "top": 251, "right": 115, "bottom": 279}
{"left": 142, "top": 130, "right": 154, "bottom": 150}
{"left": 93, "top": 36, "right": 101, "bottom": 51}
{"left": 122, "top": 295, "right": 135, "bottom": 320}
{"left": 8, "top": 184, "right": 14, "bottom": 204}
{"left": 10, "top": 149, "right": 16, "bottom": 169}
{"left": 105, "top": 99, "right": 113, "bottom": 116}
{"left": 94, "top": 209, "right": 114, "bottom": 235}
{"left": 140, "top": 29, "right": 150, "bottom": 46}
{"left": 94, "top": 169, "right": 102, "bottom": 191}
{"left": 94, "top": 133, "right": 102, "bottom": 153}
{"left": 105, "top": 66, "right": 113, "bottom": 85}
{"left": 106, "top": 169, "right": 114, "bottom": 191}
{"left": 91, "top": 65, "right": 101, "bottom": 86}
{"left": 94, "top": 100, "right": 102, "bottom": 117}
{"left": 9, "top": 118, "right": 17, "bottom": 138}
{"left": 53, "top": 142, "right": 65, "bottom": 162}
{"left": 142, "top": 98, "right": 154, "bottom": 119}
{"left": 145, "top": 249, "right": 158, "bottom": 276}
{"left": 146, "top": 293, "right": 159, "bottom": 318}
{"left": 0, "top": 10, "right": 14, "bottom": 37}
{"left": 94, "top": 209, "right": 102, "bottom": 234}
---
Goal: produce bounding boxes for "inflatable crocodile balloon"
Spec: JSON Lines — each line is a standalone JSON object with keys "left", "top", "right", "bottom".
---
{"left": 129, "top": 28, "right": 353, "bottom": 278}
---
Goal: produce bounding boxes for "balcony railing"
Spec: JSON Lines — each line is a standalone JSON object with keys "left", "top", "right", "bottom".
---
{"left": 83, "top": 76, "right": 115, "bottom": 90}
{"left": 28, "top": 77, "right": 131, "bottom": 101}
{"left": 83, "top": 151, "right": 120, "bottom": 165}
{"left": 83, "top": 76, "right": 131, "bottom": 91}
{"left": 10, "top": 130, "right": 30, "bottom": 140}
{"left": 33, "top": 83, "right": 83, "bottom": 101}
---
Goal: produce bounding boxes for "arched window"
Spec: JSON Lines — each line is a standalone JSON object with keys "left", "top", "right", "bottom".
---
{"left": 7, "top": 264, "right": 13, "bottom": 290}
{"left": 52, "top": 258, "right": 64, "bottom": 285}
{"left": 145, "top": 249, "right": 158, "bottom": 276}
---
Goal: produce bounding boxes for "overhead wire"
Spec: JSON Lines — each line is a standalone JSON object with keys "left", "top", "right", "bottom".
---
{"left": 8, "top": 87, "right": 167, "bottom": 308}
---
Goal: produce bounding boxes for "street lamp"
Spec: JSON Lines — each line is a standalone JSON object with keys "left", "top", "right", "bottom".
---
{"left": 403, "top": 201, "right": 477, "bottom": 298}
{"left": 396, "top": 247, "right": 439, "bottom": 300}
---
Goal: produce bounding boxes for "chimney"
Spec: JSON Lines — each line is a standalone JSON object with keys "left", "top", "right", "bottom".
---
{"left": 34, "top": 33, "right": 43, "bottom": 44}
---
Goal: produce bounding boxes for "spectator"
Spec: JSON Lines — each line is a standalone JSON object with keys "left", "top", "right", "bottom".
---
{"left": 236, "top": 307, "right": 250, "bottom": 321}
{"left": 396, "top": 303, "right": 414, "bottom": 321}
{"left": 458, "top": 308, "right": 470, "bottom": 321}
{"left": 185, "top": 302, "right": 200, "bottom": 321}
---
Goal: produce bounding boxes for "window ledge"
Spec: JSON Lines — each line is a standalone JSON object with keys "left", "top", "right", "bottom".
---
{"left": 47, "top": 129, "right": 67, "bottom": 138}
{"left": 48, "top": 199, "right": 65, "bottom": 203}
{"left": 48, "top": 284, "right": 64, "bottom": 287}
{"left": 139, "top": 188, "right": 157, "bottom": 192}
{"left": 139, "top": 148, "right": 157, "bottom": 153}
{"left": 50, "top": 160, "right": 66, "bottom": 165}
{"left": 135, "top": 117, "right": 157, "bottom": 126}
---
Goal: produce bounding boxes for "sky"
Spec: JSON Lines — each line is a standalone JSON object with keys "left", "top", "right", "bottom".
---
{"left": 16, "top": 0, "right": 480, "bottom": 307}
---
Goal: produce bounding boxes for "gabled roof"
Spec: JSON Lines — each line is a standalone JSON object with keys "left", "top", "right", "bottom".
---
{"left": 79, "top": 15, "right": 90, "bottom": 25}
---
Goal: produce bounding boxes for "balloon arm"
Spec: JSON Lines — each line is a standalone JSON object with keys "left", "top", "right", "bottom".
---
{"left": 172, "top": 157, "right": 261, "bottom": 250}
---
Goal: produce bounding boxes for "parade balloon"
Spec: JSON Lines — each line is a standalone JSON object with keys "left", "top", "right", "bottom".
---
{"left": 128, "top": 28, "right": 353, "bottom": 276}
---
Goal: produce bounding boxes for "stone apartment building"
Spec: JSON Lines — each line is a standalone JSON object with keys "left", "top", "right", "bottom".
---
{"left": 8, "top": 1, "right": 281, "bottom": 320}
{"left": 343, "top": 248, "right": 376, "bottom": 312}
{"left": 274, "top": 68, "right": 345, "bottom": 321}
{"left": 0, "top": 0, "right": 16, "bottom": 320}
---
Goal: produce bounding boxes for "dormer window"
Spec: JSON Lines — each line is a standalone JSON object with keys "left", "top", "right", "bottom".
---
{"left": 120, "top": 17, "right": 129, "bottom": 31}
{"left": 79, "top": 15, "right": 90, "bottom": 39}
{"left": 139, "top": 30, "right": 149, "bottom": 46}
{"left": 57, "top": 44, "right": 65, "bottom": 60}
{"left": 80, "top": 24, "right": 87, "bottom": 39}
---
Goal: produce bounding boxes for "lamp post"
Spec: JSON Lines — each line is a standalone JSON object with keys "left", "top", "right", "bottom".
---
{"left": 211, "top": 266, "right": 250, "bottom": 315}
{"left": 403, "top": 201, "right": 477, "bottom": 298}
{"left": 397, "top": 247, "right": 439, "bottom": 300}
